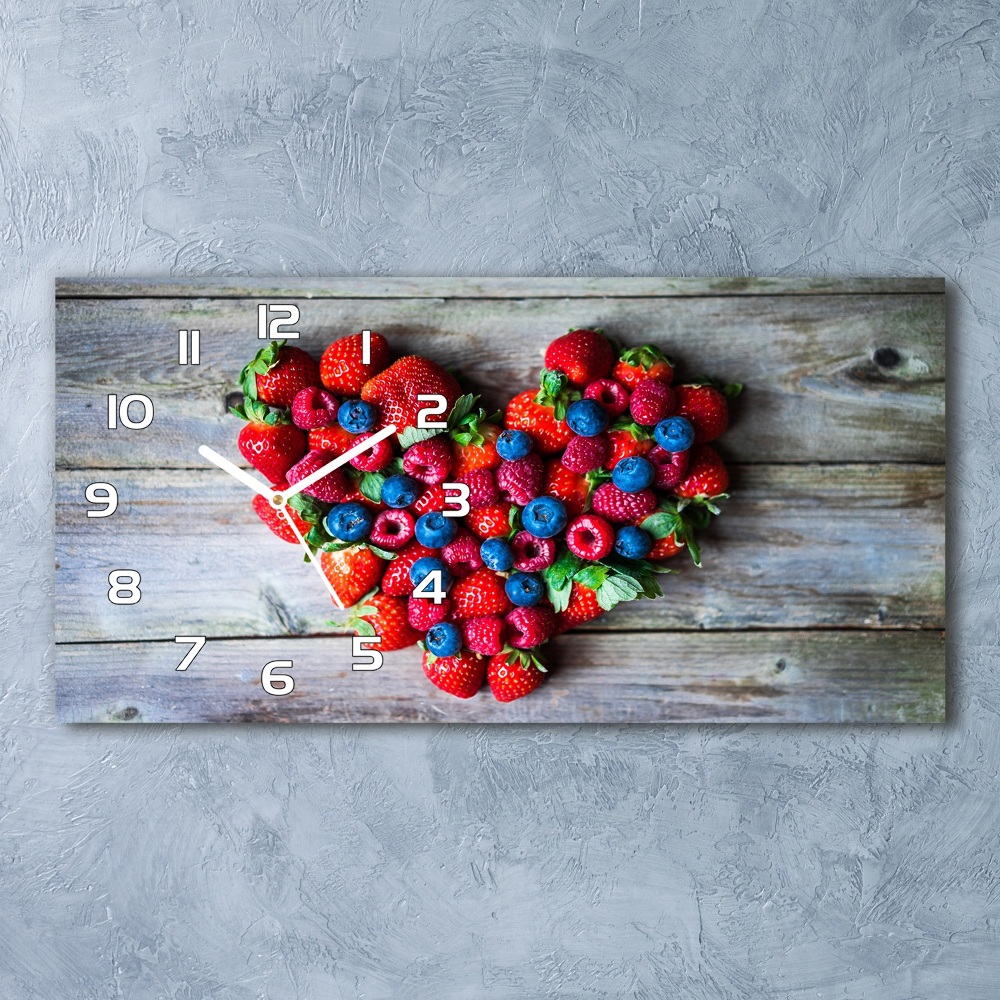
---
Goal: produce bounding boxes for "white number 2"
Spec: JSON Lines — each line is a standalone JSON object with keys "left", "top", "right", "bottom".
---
{"left": 442, "top": 482, "right": 470, "bottom": 518}
{"left": 352, "top": 635, "right": 383, "bottom": 671}
{"left": 416, "top": 393, "right": 448, "bottom": 429}
{"left": 85, "top": 482, "right": 118, "bottom": 518}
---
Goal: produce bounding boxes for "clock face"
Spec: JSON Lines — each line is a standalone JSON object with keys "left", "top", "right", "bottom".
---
{"left": 54, "top": 277, "right": 946, "bottom": 725}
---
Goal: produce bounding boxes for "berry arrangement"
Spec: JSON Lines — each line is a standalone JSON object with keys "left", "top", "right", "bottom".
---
{"left": 232, "top": 328, "right": 740, "bottom": 703}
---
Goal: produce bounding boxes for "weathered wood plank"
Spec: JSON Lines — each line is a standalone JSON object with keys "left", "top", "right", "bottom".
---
{"left": 55, "top": 276, "right": 946, "bottom": 299}
{"left": 54, "top": 630, "right": 946, "bottom": 724}
{"left": 55, "top": 292, "right": 945, "bottom": 466}
{"left": 54, "top": 464, "right": 945, "bottom": 642}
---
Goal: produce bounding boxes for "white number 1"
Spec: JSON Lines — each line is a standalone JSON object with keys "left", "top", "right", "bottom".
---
{"left": 174, "top": 635, "right": 206, "bottom": 671}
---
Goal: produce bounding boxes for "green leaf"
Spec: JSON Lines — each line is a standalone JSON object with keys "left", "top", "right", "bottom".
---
{"left": 722, "top": 382, "right": 743, "bottom": 399}
{"left": 397, "top": 425, "right": 442, "bottom": 449}
{"left": 353, "top": 619, "right": 377, "bottom": 638}
{"left": 287, "top": 492, "right": 330, "bottom": 524}
{"left": 507, "top": 505, "right": 522, "bottom": 533}
{"left": 365, "top": 544, "right": 398, "bottom": 561}
{"left": 238, "top": 341, "right": 284, "bottom": 400}
{"left": 546, "top": 575, "right": 573, "bottom": 613}
{"left": 573, "top": 563, "right": 609, "bottom": 591}
{"left": 640, "top": 509, "right": 683, "bottom": 540}
{"left": 384, "top": 456, "right": 405, "bottom": 477}
{"left": 647, "top": 562, "right": 679, "bottom": 575}
{"left": 305, "top": 525, "right": 330, "bottom": 548}
{"left": 358, "top": 471, "right": 385, "bottom": 504}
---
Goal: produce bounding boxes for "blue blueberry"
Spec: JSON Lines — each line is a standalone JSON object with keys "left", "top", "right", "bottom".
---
{"left": 324, "top": 502, "right": 373, "bottom": 542}
{"left": 614, "top": 525, "right": 654, "bottom": 560}
{"left": 521, "top": 496, "right": 568, "bottom": 538}
{"left": 409, "top": 556, "right": 452, "bottom": 591}
{"left": 496, "top": 429, "right": 533, "bottom": 461}
{"left": 505, "top": 571, "right": 544, "bottom": 607}
{"left": 425, "top": 621, "right": 462, "bottom": 657}
{"left": 480, "top": 537, "right": 514, "bottom": 572}
{"left": 381, "top": 474, "right": 420, "bottom": 508}
{"left": 414, "top": 511, "right": 458, "bottom": 548}
{"left": 565, "top": 398, "right": 609, "bottom": 437}
{"left": 612, "top": 455, "right": 655, "bottom": 492}
{"left": 654, "top": 415, "right": 695, "bottom": 453}
{"left": 337, "top": 398, "right": 377, "bottom": 434}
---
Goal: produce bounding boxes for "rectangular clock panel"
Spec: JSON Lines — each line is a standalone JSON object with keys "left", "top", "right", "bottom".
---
{"left": 54, "top": 277, "right": 946, "bottom": 723}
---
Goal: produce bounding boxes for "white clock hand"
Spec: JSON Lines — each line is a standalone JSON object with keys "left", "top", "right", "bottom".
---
{"left": 275, "top": 503, "right": 341, "bottom": 604}
{"left": 198, "top": 445, "right": 273, "bottom": 500}
{"left": 282, "top": 423, "right": 398, "bottom": 501}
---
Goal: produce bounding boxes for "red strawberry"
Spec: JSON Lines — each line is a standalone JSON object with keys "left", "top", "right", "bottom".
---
{"left": 612, "top": 344, "right": 674, "bottom": 390}
{"left": 505, "top": 389, "right": 573, "bottom": 455}
{"left": 320, "top": 546, "right": 385, "bottom": 610}
{"left": 380, "top": 541, "right": 437, "bottom": 596}
{"left": 452, "top": 422, "right": 501, "bottom": 477}
{"left": 308, "top": 423, "right": 356, "bottom": 456}
{"left": 320, "top": 331, "right": 391, "bottom": 395}
{"left": 544, "top": 329, "right": 615, "bottom": 387}
{"left": 251, "top": 484, "right": 312, "bottom": 543}
{"left": 422, "top": 649, "right": 486, "bottom": 699}
{"left": 648, "top": 445, "right": 690, "bottom": 490}
{"left": 353, "top": 591, "right": 421, "bottom": 651}
{"left": 285, "top": 450, "right": 350, "bottom": 503}
{"left": 369, "top": 509, "right": 415, "bottom": 550}
{"left": 412, "top": 484, "right": 450, "bottom": 515}
{"left": 583, "top": 378, "right": 630, "bottom": 417}
{"left": 629, "top": 380, "right": 675, "bottom": 426}
{"left": 291, "top": 386, "right": 340, "bottom": 430}
{"left": 467, "top": 503, "right": 514, "bottom": 539}
{"left": 674, "top": 445, "right": 730, "bottom": 499}
{"left": 505, "top": 605, "right": 557, "bottom": 649}
{"left": 234, "top": 398, "right": 307, "bottom": 483}
{"left": 674, "top": 384, "right": 730, "bottom": 444}
{"left": 565, "top": 514, "right": 615, "bottom": 560}
{"left": 603, "top": 428, "right": 654, "bottom": 470}
{"left": 360, "top": 355, "right": 462, "bottom": 433}
{"left": 496, "top": 454, "right": 544, "bottom": 505}
{"left": 649, "top": 533, "right": 686, "bottom": 560}
{"left": 457, "top": 468, "right": 498, "bottom": 509}
{"left": 544, "top": 460, "right": 590, "bottom": 518}
{"left": 561, "top": 433, "right": 610, "bottom": 473}
{"left": 460, "top": 616, "right": 506, "bottom": 656}
{"left": 408, "top": 596, "right": 452, "bottom": 631}
{"left": 349, "top": 431, "right": 394, "bottom": 472}
{"left": 403, "top": 436, "right": 454, "bottom": 485}
{"left": 555, "top": 583, "right": 604, "bottom": 633}
{"left": 590, "top": 483, "right": 657, "bottom": 523}
{"left": 241, "top": 342, "right": 320, "bottom": 408}
{"left": 487, "top": 649, "right": 547, "bottom": 702}
{"left": 451, "top": 567, "right": 513, "bottom": 619}
{"left": 441, "top": 532, "right": 483, "bottom": 578}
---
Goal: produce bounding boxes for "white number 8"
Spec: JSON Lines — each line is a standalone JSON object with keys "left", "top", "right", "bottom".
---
{"left": 108, "top": 570, "right": 141, "bottom": 605}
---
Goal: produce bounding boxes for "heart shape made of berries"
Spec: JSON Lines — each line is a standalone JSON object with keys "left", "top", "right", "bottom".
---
{"left": 233, "top": 328, "right": 740, "bottom": 704}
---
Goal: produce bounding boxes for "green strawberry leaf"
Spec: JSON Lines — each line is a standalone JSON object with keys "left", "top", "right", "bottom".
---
{"left": 384, "top": 456, "right": 406, "bottom": 477}
{"left": 572, "top": 563, "right": 609, "bottom": 591}
{"left": 365, "top": 543, "right": 398, "bottom": 561}
{"left": 238, "top": 340, "right": 285, "bottom": 399}
{"left": 358, "top": 471, "right": 385, "bottom": 504}
{"left": 507, "top": 504, "right": 522, "bottom": 533}
{"left": 353, "top": 619, "right": 377, "bottom": 637}
{"left": 287, "top": 492, "right": 331, "bottom": 524}
{"left": 639, "top": 509, "right": 683, "bottom": 540}
{"left": 608, "top": 418, "right": 653, "bottom": 440}
{"left": 647, "top": 562, "right": 680, "bottom": 575}
{"left": 397, "top": 425, "right": 443, "bottom": 449}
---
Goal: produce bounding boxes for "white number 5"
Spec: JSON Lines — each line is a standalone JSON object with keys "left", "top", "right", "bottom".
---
{"left": 416, "top": 393, "right": 448, "bottom": 429}
{"left": 352, "top": 635, "right": 383, "bottom": 671}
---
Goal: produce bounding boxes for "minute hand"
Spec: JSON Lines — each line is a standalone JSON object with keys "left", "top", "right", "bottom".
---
{"left": 282, "top": 423, "right": 397, "bottom": 500}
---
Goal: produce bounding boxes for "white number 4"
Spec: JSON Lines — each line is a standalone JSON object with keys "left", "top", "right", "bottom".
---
{"left": 352, "top": 635, "right": 383, "bottom": 671}
{"left": 174, "top": 635, "right": 206, "bottom": 671}
{"left": 412, "top": 569, "right": 447, "bottom": 604}
{"left": 416, "top": 393, "right": 448, "bottom": 429}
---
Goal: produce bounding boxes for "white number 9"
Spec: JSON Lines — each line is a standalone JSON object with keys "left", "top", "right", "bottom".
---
{"left": 85, "top": 482, "right": 118, "bottom": 518}
{"left": 416, "top": 393, "right": 448, "bottom": 429}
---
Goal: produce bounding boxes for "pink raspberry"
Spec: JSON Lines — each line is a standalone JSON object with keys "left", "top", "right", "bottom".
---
{"left": 441, "top": 532, "right": 483, "bottom": 578}
{"left": 291, "top": 386, "right": 340, "bottom": 430}
{"left": 649, "top": 445, "right": 690, "bottom": 490}
{"left": 408, "top": 596, "right": 452, "bottom": 631}
{"left": 350, "top": 431, "right": 394, "bottom": 472}
{"left": 511, "top": 530, "right": 556, "bottom": 572}
{"left": 565, "top": 514, "right": 615, "bottom": 560}
{"left": 590, "top": 483, "right": 657, "bottom": 523}
{"left": 629, "top": 380, "right": 675, "bottom": 426}
{"left": 370, "top": 509, "right": 415, "bottom": 550}
{"left": 285, "top": 450, "right": 349, "bottom": 503}
{"left": 403, "top": 436, "right": 454, "bottom": 485}
{"left": 461, "top": 615, "right": 507, "bottom": 656}
{"left": 457, "top": 468, "right": 499, "bottom": 509}
{"left": 505, "top": 605, "right": 558, "bottom": 649}
{"left": 561, "top": 433, "right": 610, "bottom": 473}
{"left": 496, "top": 453, "right": 544, "bottom": 505}
{"left": 584, "top": 378, "right": 630, "bottom": 417}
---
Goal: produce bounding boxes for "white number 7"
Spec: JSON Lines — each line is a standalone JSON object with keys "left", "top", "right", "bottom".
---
{"left": 174, "top": 635, "right": 207, "bottom": 671}
{"left": 416, "top": 393, "right": 448, "bottom": 429}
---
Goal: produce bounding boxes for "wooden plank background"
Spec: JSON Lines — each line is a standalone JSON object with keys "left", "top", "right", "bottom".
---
{"left": 54, "top": 277, "right": 946, "bottom": 723}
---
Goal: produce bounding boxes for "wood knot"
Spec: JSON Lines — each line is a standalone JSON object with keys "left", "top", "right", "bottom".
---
{"left": 225, "top": 390, "right": 244, "bottom": 411}
{"left": 873, "top": 347, "right": 901, "bottom": 368}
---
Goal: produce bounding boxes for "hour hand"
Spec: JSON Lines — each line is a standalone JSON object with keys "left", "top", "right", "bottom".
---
{"left": 197, "top": 445, "right": 272, "bottom": 500}
{"left": 281, "top": 423, "right": 397, "bottom": 500}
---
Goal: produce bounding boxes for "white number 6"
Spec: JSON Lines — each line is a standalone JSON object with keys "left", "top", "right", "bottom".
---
{"left": 416, "top": 393, "right": 448, "bottom": 429}
{"left": 352, "top": 635, "right": 383, "bottom": 671}
{"left": 261, "top": 659, "right": 294, "bottom": 696}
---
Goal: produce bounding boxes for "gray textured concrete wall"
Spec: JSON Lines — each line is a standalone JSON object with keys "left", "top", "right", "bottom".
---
{"left": 0, "top": 2, "right": 996, "bottom": 996}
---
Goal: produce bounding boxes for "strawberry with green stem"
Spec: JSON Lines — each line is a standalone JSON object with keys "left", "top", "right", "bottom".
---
{"left": 487, "top": 648, "right": 548, "bottom": 702}
{"left": 232, "top": 395, "right": 307, "bottom": 483}
{"left": 240, "top": 340, "right": 321, "bottom": 408}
